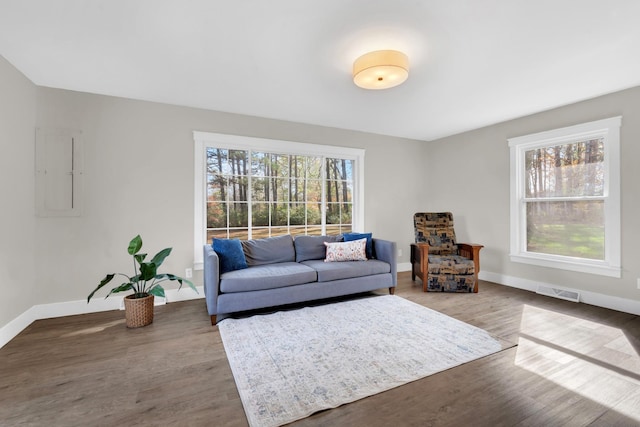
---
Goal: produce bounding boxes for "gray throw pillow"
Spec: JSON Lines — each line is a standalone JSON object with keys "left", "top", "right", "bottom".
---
{"left": 242, "top": 234, "right": 295, "bottom": 266}
{"left": 294, "top": 235, "right": 342, "bottom": 262}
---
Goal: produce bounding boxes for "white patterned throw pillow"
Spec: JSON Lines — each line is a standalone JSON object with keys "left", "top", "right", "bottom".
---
{"left": 324, "top": 238, "right": 367, "bottom": 262}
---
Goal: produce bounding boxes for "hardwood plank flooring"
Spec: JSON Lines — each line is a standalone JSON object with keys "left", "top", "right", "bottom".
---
{"left": 1, "top": 272, "right": 639, "bottom": 426}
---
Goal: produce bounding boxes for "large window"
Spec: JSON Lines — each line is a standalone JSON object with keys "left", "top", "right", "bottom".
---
{"left": 508, "top": 117, "right": 621, "bottom": 277}
{"left": 193, "top": 132, "right": 364, "bottom": 268}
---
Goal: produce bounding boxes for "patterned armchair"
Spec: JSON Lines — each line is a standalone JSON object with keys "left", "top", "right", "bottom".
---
{"left": 410, "top": 212, "right": 483, "bottom": 292}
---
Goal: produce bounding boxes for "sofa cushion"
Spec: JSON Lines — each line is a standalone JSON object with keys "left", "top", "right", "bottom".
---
{"left": 242, "top": 234, "right": 295, "bottom": 266}
{"left": 427, "top": 255, "right": 475, "bottom": 275}
{"left": 220, "top": 262, "right": 317, "bottom": 293}
{"left": 301, "top": 259, "right": 390, "bottom": 282}
{"left": 294, "top": 235, "right": 342, "bottom": 262}
{"left": 342, "top": 232, "right": 373, "bottom": 259}
{"left": 212, "top": 238, "right": 248, "bottom": 274}
{"left": 324, "top": 239, "right": 367, "bottom": 262}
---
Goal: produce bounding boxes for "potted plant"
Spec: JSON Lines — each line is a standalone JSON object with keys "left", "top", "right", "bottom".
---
{"left": 87, "top": 235, "right": 197, "bottom": 328}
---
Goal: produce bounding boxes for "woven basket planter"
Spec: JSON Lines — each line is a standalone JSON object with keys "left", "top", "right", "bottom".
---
{"left": 124, "top": 294, "right": 154, "bottom": 328}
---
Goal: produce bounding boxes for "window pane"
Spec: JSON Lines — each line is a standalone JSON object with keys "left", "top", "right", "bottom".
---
{"left": 206, "top": 148, "right": 228, "bottom": 175}
{"left": 307, "top": 226, "right": 324, "bottom": 236}
{"left": 228, "top": 150, "right": 249, "bottom": 176}
{"left": 526, "top": 200, "right": 604, "bottom": 260}
{"left": 289, "top": 179, "right": 306, "bottom": 203}
{"left": 228, "top": 228, "right": 248, "bottom": 240}
{"left": 252, "top": 152, "right": 289, "bottom": 177}
{"left": 252, "top": 228, "right": 270, "bottom": 239}
{"left": 306, "top": 180, "right": 322, "bottom": 202}
{"left": 525, "top": 138, "right": 604, "bottom": 198}
{"left": 270, "top": 202, "right": 288, "bottom": 226}
{"left": 228, "top": 177, "right": 248, "bottom": 202}
{"left": 269, "top": 226, "right": 289, "bottom": 237}
{"left": 289, "top": 226, "right": 307, "bottom": 237}
{"left": 326, "top": 158, "right": 352, "bottom": 181}
{"left": 326, "top": 180, "right": 352, "bottom": 202}
{"left": 207, "top": 229, "right": 228, "bottom": 242}
{"left": 228, "top": 203, "right": 248, "bottom": 227}
{"left": 289, "top": 203, "right": 306, "bottom": 226}
{"left": 326, "top": 203, "right": 341, "bottom": 225}
{"left": 203, "top": 144, "right": 356, "bottom": 241}
{"left": 325, "top": 225, "right": 342, "bottom": 235}
{"left": 341, "top": 202, "right": 353, "bottom": 224}
{"left": 306, "top": 157, "right": 322, "bottom": 179}
{"left": 251, "top": 178, "right": 266, "bottom": 202}
{"left": 272, "top": 178, "right": 288, "bottom": 202}
{"left": 252, "top": 203, "right": 269, "bottom": 226}
{"left": 207, "top": 178, "right": 226, "bottom": 202}
{"left": 306, "top": 202, "right": 321, "bottom": 225}
{"left": 251, "top": 152, "right": 268, "bottom": 176}
{"left": 207, "top": 201, "right": 226, "bottom": 228}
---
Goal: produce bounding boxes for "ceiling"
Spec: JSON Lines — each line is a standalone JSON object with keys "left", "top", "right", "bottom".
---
{"left": 1, "top": 1, "right": 640, "bottom": 141}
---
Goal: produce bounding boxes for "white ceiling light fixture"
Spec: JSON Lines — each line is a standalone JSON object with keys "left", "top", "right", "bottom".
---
{"left": 352, "top": 50, "right": 409, "bottom": 90}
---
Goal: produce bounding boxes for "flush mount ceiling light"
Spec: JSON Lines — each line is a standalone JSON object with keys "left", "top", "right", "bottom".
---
{"left": 352, "top": 50, "right": 409, "bottom": 90}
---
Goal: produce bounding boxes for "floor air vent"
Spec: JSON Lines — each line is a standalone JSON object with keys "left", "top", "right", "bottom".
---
{"left": 536, "top": 285, "right": 581, "bottom": 303}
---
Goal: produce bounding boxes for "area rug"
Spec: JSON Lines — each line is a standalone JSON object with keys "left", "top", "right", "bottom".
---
{"left": 219, "top": 295, "right": 504, "bottom": 427}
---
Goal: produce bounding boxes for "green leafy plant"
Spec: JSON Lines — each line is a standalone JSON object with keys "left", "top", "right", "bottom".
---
{"left": 87, "top": 235, "right": 197, "bottom": 302}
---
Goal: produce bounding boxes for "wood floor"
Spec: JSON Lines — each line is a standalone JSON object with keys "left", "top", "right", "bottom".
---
{"left": 1, "top": 272, "right": 639, "bottom": 426}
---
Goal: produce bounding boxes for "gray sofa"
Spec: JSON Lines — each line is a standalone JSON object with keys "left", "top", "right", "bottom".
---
{"left": 204, "top": 234, "right": 397, "bottom": 324}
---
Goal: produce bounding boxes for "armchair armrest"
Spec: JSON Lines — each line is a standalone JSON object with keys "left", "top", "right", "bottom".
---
{"left": 203, "top": 245, "right": 221, "bottom": 324}
{"left": 458, "top": 243, "right": 483, "bottom": 293}
{"left": 373, "top": 238, "right": 397, "bottom": 286}
{"left": 458, "top": 242, "right": 483, "bottom": 266}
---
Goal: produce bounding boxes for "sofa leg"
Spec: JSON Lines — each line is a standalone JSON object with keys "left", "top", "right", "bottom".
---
{"left": 389, "top": 287, "right": 395, "bottom": 295}
{"left": 210, "top": 315, "right": 217, "bottom": 325}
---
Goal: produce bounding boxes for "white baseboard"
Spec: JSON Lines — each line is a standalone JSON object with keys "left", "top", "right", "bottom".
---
{"left": 0, "top": 286, "right": 204, "bottom": 350}
{"left": 480, "top": 271, "right": 640, "bottom": 316}
{"left": 397, "top": 262, "right": 411, "bottom": 272}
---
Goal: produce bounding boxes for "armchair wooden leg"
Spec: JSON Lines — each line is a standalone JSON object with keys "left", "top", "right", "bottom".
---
{"left": 389, "top": 287, "right": 395, "bottom": 295}
{"left": 210, "top": 315, "right": 217, "bottom": 325}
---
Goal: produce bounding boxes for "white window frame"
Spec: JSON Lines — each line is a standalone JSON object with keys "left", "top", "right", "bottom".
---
{"left": 193, "top": 131, "right": 365, "bottom": 269}
{"left": 508, "top": 116, "right": 621, "bottom": 278}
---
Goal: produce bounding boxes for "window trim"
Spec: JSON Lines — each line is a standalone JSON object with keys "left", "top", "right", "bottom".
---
{"left": 508, "top": 116, "right": 621, "bottom": 278}
{"left": 193, "top": 131, "right": 365, "bottom": 269}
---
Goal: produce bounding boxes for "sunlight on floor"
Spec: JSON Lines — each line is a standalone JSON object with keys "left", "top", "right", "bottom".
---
{"left": 515, "top": 305, "right": 640, "bottom": 422}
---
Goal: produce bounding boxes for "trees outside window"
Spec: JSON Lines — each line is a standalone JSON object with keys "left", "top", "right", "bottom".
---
{"left": 508, "top": 117, "right": 621, "bottom": 277}
{"left": 193, "top": 132, "right": 364, "bottom": 268}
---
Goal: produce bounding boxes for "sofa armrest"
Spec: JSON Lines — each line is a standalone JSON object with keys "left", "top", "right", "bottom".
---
{"left": 373, "top": 238, "right": 397, "bottom": 286}
{"left": 203, "top": 245, "right": 221, "bottom": 320}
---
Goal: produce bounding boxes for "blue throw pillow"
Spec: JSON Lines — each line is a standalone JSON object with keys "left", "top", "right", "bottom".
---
{"left": 212, "top": 238, "right": 248, "bottom": 274}
{"left": 343, "top": 232, "right": 373, "bottom": 259}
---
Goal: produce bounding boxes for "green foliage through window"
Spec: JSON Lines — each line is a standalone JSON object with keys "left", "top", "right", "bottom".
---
{"left": 206, "top": 148, "right": 354, "bottom": 239}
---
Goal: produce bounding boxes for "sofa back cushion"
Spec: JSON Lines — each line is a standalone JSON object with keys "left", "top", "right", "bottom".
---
{"left": 294, "top": 235, "right": 342, "bottom": 262}
{"left": 241, "top": 234, "right": 295, "bottom": 266}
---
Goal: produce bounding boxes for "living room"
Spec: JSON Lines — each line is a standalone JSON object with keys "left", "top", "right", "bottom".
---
{"left": 1, "top": 2, "right": 640, "bottom": 425}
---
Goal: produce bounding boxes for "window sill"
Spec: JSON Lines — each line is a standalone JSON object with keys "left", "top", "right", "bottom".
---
{"left": 510, "top": 253, "right": 621, "bottom": 278}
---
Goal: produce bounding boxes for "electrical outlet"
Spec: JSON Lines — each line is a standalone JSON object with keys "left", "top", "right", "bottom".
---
{"left": 637, "top": 278, "right": 640, "bottom": 290}
{"left": 397, "top": 249, "right": 403, "bottom": 257}
{"left": 185, "top": 268, "right": 193, "bottom": 279}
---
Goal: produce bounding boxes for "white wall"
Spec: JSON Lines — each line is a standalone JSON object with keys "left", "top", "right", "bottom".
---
{"left": 32, "top": 87, "right": 425, "bottom": 307}
{"left": 424, "top": 86, "right": 640, "bottom": 302}
{"left": 7, "top": 57, "right": 639, "bottom": 336}
{"left": 0, "top": 56, "right": 37, "bottom": 326}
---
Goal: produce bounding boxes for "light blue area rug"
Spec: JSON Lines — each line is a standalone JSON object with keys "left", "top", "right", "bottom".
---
{"left": 219, "top": 295, "right": 504, "bottom": 427}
